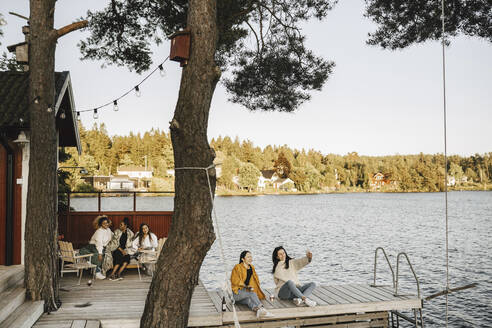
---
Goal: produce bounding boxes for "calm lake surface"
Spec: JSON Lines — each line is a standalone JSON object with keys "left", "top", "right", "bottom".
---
{"left": 70, "top": 191, "right": 491, "bottom": 327}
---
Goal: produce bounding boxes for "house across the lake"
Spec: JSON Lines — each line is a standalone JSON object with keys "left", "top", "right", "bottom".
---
{"left": 107, "top": 175, "right": 135, "bottom": 191}
{"left": 233, "top": 169, "right": 295, "bottom": 191}
{"left": 115, "top": 166, "right": 152, "bottom": 190}
{"left": 369, "top": 172, "right": 397, "bottom": 191}
{"left": 82, "top": 167, "right": 154, "bottom": 191}
{"left": 81, "top": 175, "right": 111, "bottom": 190}
{"left": 257, "top": 169, "right": 278, "bottom": 190}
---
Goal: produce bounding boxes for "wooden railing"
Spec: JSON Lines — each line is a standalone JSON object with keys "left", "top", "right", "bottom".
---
{"left": 58, "top": 191, "right": 173, "bottom": 248}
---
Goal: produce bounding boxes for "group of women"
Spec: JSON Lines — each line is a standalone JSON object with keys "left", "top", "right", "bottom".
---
{"left": 230, "top": 246, "right": 317, "bottom": 319}
{"left": 79, "top": 216, "right": 315, "bottom": 317}
{"left": 79, "top": 215, "right": 158, "bottom": 280}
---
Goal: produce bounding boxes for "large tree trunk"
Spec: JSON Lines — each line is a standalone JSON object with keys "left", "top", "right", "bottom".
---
{"left": 141, "top": 0, "right": 220, "bottom": 327}
{"left": 25, "top": 0, "right": 60, "bottom": 312}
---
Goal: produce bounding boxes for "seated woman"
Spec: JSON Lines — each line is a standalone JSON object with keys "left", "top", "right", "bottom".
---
{"left": 104, "top": 217, "right": 134, "bottom": 281}
{"left": 132, "top": 223, "right": 158, "bottom": 275}
{"left": 272, "top": 246, "right": 317, "bottom": 307}
{"left": 79, "top": 215, "right": 113, "bottom": 280}
{"left": 230, "top": 251, "right": 274, "bottom": 318}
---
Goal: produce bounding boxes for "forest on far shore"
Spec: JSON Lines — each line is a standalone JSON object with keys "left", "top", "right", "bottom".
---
{"left": 59, "top": 123, "right": 492, "bottom": 194}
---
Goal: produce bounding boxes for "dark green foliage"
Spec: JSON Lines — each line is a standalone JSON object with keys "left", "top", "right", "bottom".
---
{"left": 224, "top": 37, "right": 334, "bottom": 111}
{"left": 74, "top": 183, "right": 96, "bottom": 192}
{"left": 274, "top": 151, "right": 292, "bottom": 178}
{"left": 0, "top": 53, "right": 24, "bottom": 71}
{"left": 57, "top": 149, "right": 72, "bottom": 212}
{"left": 80, "top": 0, "right": 337, "bottom": 111}
{"left": 238, "top": 162, "right": 261, "bottom": 191}
{"left": 364, "top": 0, "right": 492, "bottom": 49}
{"left": 0, "top": 13, "right": 4, "bottom": 42}
{"left": 0, "top": 15, "right": 24, "bottom": 73}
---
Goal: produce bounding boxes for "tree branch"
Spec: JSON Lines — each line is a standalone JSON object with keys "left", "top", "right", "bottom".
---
{"left": 56, "top": 20, "right": 88, "bottom": 39}
{"left": 232, "top": 0, "right": 260, "bottom": 19}
{"left": 259, "top": 6, "right": 265, "bottom": 51}
{"left": 245, "top": 20, "right": 261, "bottom": 55}
{"left": 258, "top": 2, "right": 299, "bottom": 32}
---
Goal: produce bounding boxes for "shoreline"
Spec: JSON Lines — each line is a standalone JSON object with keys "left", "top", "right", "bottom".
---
{"left": 66, "top": 186, "right": 491, "bottom": 197}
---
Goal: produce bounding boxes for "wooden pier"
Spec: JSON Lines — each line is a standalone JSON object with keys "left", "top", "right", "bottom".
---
{"left": 31, "top": 270, "right": 422, "bottom": 328}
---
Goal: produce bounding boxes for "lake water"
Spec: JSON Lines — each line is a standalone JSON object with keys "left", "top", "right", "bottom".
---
{"left": 70, "top": 191, "right": 492, "bottom": 327}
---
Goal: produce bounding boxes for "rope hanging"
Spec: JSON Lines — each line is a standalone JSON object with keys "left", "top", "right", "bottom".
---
{"left": 440, "top": 0, "right": 450, "bottom": 326}
{"left": 175, "top": 165, "right": 241, "bottom": 328}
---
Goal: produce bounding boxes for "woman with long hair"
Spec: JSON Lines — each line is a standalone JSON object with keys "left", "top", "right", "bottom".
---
{"left": 79, "top": 215, "right": 113, "bottom": 280}
{"left": 132, "top": 223, "right": 158, "bottom": 251}
{"left": 105, "top": 217, "right": 134, "bottom": 281}
{"left": 272, "top": 246, "right": 317, "bottom": 307}
{"left": 132, "top": 223, "right": 158, "bottom": 275}
{"left": 230, "top": 251, "right": 274, "bottom": 318}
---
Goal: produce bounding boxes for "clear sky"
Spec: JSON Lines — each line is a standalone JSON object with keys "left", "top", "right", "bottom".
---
{"left": 1, "top": 1, "right": 491, "bottom": 156}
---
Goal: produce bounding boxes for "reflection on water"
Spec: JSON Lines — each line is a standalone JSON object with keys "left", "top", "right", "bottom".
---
{"left": 71, "top": 191, "right": 492, "bottom": 327}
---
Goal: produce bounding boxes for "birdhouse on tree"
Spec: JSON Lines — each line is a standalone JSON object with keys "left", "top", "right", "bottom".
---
{"left": 7, "top": 25, "right": 30, "bottom": 70}
{"left": 169, "top": 29, "right": 191, "bottom": 67}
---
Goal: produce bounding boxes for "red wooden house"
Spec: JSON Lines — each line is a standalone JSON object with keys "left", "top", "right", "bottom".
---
{"left": 0, "top": 71, "right": 81, "bottom": 265}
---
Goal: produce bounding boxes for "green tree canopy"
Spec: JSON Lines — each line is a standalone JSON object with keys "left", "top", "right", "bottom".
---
{"left": 80, "top": 0, "right": 336, "bottom": 112}
{"left": 274, "top": 151, "right": 292, "bottom": 178}
{"left": 364, "top": 0, "right": 491, "bottom": 49}
{"left": 0, "top": 14, "right": 23, "bottom": 71}
{"left": 238, "top": 162, "right": 261, "bottom": 191}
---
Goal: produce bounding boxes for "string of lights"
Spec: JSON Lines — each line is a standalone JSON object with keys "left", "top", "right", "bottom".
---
{"left": 76, "top": 56, "right": 170, "bottom": 119}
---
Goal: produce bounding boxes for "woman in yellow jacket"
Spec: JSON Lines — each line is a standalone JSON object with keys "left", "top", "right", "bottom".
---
{"left": 230, "top": 251, "right": 274, "bottom": 318}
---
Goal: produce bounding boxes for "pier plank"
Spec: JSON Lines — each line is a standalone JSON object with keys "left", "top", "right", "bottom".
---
{"left": 329, "top": 285, "right": 368, "bottom": 303}
{"left": 354, "top": 284, "right": 398, "bottom": 301}
{"left": 315, "top": 286, "right": 349, "bottom": 304}
{"left": 312, "top": 288, "right": 340, "bottom": 305}
{"left": 85, "top": 321, "right": 101, "bottom": 328}
{"left": 342, "top": 284, "right": 383, "bottom": 302}
{"left": 70, "top": 320, "right": 86, "bottom": 328}
{"left": 320, "top": 285, "right": 358, "bottom": 303}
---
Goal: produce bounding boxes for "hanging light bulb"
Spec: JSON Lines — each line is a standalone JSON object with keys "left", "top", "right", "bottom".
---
{"left": 77, "top": 112, "right": 80, "bottom": 119}
{"left": 113, "top": 100, "right": 119, "bottom": 111}
{"left": 134, "top": 85, "right": 141, "bottom": 97}
{"left": 93, "top": 108, "right": 98, "bottom": 119}
{"left": 34, "top": 96, "right": 39, "bottom": 104}
{"left": 60, "top": 109, "right": 66, "bottom": 119}
{"left": 47, "top": 106, "right": 53, "bottom": 113}
{"left": 159, "top": 64, "right": 166, "bottom": 77}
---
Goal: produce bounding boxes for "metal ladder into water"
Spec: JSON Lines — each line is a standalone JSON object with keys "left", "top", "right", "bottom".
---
{"left": 371, "top": 247, "right": 424, "bottom": 328}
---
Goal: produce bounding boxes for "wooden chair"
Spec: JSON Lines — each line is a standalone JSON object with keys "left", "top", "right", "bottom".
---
{"left": 58, "top": 241, "right": 97, "bottom": 285}
{"left": 137, "top": 237, "right": 166, "bottom": 280}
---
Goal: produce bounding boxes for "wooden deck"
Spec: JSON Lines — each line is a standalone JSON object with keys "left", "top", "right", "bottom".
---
{"left": 33, "top": 271, "right": 220, "bottom": 328}
{"left": 33, "top": 271, "right": 421, "bottom": 328}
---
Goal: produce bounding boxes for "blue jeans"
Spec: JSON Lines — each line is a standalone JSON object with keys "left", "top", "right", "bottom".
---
{"left": 233, "top": 289, "right": 262, "bottom": 310}
{"left": 278, "top": 280, "right": 316, "bottom": 300}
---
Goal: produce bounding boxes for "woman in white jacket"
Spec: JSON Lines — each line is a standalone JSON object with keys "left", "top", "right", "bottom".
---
{"left": 272, "top": 246, "right": 317, "bottom": 307}
{"left": 79, "top": 215, "right": 113, "bottom": 280}
{"left": 132, "top": 223, "right": 158, "bottom": 251}
{"left": 132, "top": 223, "right": 158, "bottom": 275}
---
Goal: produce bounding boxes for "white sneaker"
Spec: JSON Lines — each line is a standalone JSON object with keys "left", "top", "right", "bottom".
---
{"left": 304, "top": 298, "right": 317, "bottom": 307}
{"left": 95, "top": 272, "right": 106, "bottom": 280}
{"left": 256, "top": 307, "right": 274, "bottom": 318}
{"left": 292, "top": 298, "right": 303, "bottom": 306}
